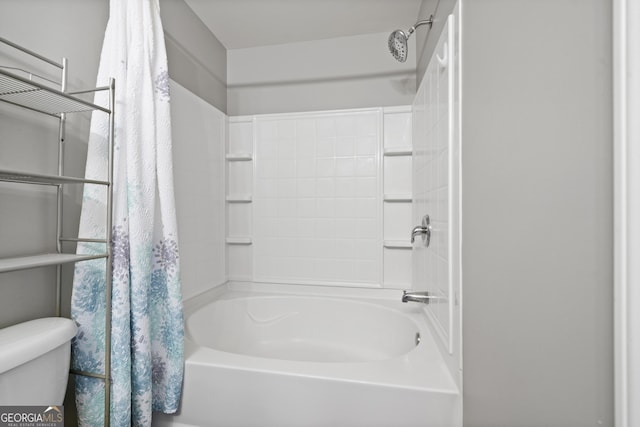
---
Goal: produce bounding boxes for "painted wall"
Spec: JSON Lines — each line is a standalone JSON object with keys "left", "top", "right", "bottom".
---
{"left": 455, "top": 0, "right": 613, "bottom": 426}
{"left": 0, "top": 0, "right": 110, "bottom": 328}
{"left": 160, "top": 0, "right": 228, "bottom": 114}
{"left": 227, "top": 32, "right": 416, "bottom": 116}
{"left": 0, "top": 0, "right": 226, "bottom": 328}
{"left": 415, "top": 0, "right": 457, "bottom": 88}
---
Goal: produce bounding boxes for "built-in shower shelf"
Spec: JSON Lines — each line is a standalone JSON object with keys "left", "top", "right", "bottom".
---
{"left": 226, "top": 194, "right": 252, "bottom": 203}
{"left": 383, "top": 194, "right": 413, "bottom": 202}
{"left": 0, "top": 168, "right": 109, "bottom": 186}
{"left": 0, "top": 68, "right": 110, "bottom": 116}
{"left": 383, "top": 147, "right": 413, "bottom": 156}
{"left": 383, "top": 240, "right": 412, "bottom": 249}
{"left": 226, "top": 153, "right": 253, "bottom": 161}
{"left": 225, "top": 237, "right": 252, "bottom": 245}
{"left": 0, "top": 253, "right": 108, "bottom": 273}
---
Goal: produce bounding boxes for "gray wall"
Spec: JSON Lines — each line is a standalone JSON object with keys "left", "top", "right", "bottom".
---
{"left": 415, "top": 0, "right": 457, "bottom": 87}
{"left": 160, "top": 0, "right": 227, "bottom": 114}
{"left": 456, "top": 0, "right": 613, "bottom": 426}
{"left": 0, "top": 0, "right": 110, "bottom": 328}
{"left": 227, "top": 32, "right": 415, "bottom": 116}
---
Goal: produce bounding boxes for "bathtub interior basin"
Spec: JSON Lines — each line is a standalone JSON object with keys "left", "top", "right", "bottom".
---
{"left": 187, "top": 294, "right": 419, "bottom": 363}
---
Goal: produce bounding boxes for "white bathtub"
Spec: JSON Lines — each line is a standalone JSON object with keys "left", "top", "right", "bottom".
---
{"left": 153, "top": 282, "right": 460, "bottom": 427}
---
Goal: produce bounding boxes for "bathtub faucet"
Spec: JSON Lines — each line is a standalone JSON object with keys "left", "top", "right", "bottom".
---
{"left": 401, "top": 290, "right": 438, "bottom": 305}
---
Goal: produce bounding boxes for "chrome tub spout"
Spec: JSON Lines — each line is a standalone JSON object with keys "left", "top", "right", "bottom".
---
{"left": 401, "top": 290, "right": 438, "bottom": 305}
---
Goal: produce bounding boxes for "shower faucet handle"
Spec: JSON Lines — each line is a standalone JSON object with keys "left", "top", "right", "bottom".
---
{"left": 410, "top": 215, "right": 431, "bottom": 246}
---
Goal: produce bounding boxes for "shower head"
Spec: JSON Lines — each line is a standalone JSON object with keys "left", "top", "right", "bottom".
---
{"left": 388, "top": 16, "right": 434, "bottom": 63}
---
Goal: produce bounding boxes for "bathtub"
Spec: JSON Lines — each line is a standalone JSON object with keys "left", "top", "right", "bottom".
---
{"left": 153, "top": 281, "right": 460, "bottom": 427}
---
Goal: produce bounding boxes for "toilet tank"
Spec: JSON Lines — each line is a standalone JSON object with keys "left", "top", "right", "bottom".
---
{"left": 0, "top": 317, "right": 77, "bottom": 405}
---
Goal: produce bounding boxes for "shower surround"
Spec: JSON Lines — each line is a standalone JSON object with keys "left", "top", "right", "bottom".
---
{"left": 226, "top": 107, "right": 413, "bottom": 289}
{"left": 162, "top": 7, "right": 461, "bottom": 426}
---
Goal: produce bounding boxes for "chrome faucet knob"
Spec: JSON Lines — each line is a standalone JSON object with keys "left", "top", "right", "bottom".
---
{"left": 410, "top": 215, "right": 431, "bottom": 246}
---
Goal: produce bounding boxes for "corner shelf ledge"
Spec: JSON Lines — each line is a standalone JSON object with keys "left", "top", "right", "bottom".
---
{"left": 383, "top": 147, "right": 413, "bottom": 156}
{"left": 384, "top": 194, "right": 413, "bottom": 202}
{"left": 226, "top": 153, "right": 253, "bottom": 161}
{"left": 383, "top": 240, "right": 412, "bottom": 249}
{"left": 225, "top": 237, "right": 252, "bottom": 245}
{"left": 226, "top": 195, "right": 252, "bottom": 203}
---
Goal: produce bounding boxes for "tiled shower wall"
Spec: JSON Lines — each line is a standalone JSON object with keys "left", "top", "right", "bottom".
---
{"left": 412, "top": 15, "right": 460, "bottom": 358}
{"left": 226, "top": 108, "right": 413, "bottom": 288}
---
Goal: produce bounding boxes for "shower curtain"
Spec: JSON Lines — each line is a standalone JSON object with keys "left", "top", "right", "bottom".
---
{"left": 71, "top": 0, "right": 183, "bottom": 425}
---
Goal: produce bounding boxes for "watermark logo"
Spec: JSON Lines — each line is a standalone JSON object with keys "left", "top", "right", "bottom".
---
{"left": 0, "top": 406, "right": 63, "bottom": 427}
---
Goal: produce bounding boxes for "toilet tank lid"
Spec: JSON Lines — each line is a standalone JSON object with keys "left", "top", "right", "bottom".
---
{"left": 0, "top": 317, "right": 77, "bottom": 375}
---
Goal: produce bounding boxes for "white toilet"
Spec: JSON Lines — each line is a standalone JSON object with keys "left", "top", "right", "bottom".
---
{"left": 0, "top": 317, "right": 77, "bottom": 405}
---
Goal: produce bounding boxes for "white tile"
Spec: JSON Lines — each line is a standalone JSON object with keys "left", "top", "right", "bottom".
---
{"left": 277, "top": 158, "right": 296, "bottom": 178}
{"left": 316, "top": 178, "right": 335, "bottom": 198}
{"left": 355, "top": 239, "right": 378, "bottom": 261}
{"left": 356, "top": 198, "right": 377, "bottom": 218}
{"left": 297, "top": 157, "right": 316, "bottom": 178}
{"left": 356, "top": 177, "right": 377, "bottom": 198}
{"left": 384, "top": 112, "right": 412, "bottom": 149}
{"left": 315, "top": 218, "right": 335, "bottom": 238}
{"left": 356, "top": 136, "right": 377, "bottom": 156}
{"left": 227, "top": 203, "right": 252, "bottom": 236}
{"left": 276, "top": 198, "right": 297, "bottom": 218}
{"left": 256, "top": 138, "right": 278, "bottom": 159}
{"left": 383, "top": 248, "right": 412, "bottom": 289}
{"left": 384, "top": 202, "right": 412, "bottom": 242}
{"left": 356, "top": 113, "right": 378, "bottom": 137}
{"left": 384, "top": 156, "right": 412, "bottom": 195}
{"left": 334, "top": 239, "right": 356, "bottom": 259}
{"left": 296, "top": 178, "right": 316, "bottom": 198}
{"left": 316, "top": 117, "right": 336, "bottom": 138}
{"left": 334, "top": 218, "right": 357, "bottom": 239}
{"left": 356, "top": 156, "right": 376, "bottom": 177}
{"left": 228, "top": 121, "right": 253, "bottom": 154}
{"left": 336, "top": 136, "right": 356, "bottom": 157}
{"left": 356, "top": 260, "right": 379, "bottom": 283}
{"left": 314, "top": 239, "right": 336, "bottom": 259}
{"left": 335, "top": 158, "right": 356, "bottom": 177}
{"left": 256, "top": 120, "right": 278, "bottom": 140}
{"left": 356, "top": 219, "right": 377, "bottom": 239}
{"left": 227, "top": 244, "right": 253, "bottom": 281}
{"left": 297, "top": 198, "right": 316, "bottom": 218}
{"left": 257, "top": 156, "right": 278, "bottom": 178}
{"left": 316, "top": 198, "right": 335, "bottom": 217}
{"left": 316, "top": 158, "right": 335, "bottom": 177}
{"left": 277, "top": 120, "right": 296, "bottom": 138}
{"left": 335, "top": 178, "right": 356, "bottom": 198}
{"left": 277, "top": 138, "right": 297, "bottom": 159}
{"left": 276, "top": 179, "right": 296, "bottom": 199}
{"left": 227, "top": 162, "right": 253, "bottom": 195}
{"left": 335, "top": 116, "right": 357, "bottom": 137}
{"left": 296, "top": 119, "right": 316, "bottom": 139}
{"left": 297, "top": 218, "right": 316, "bottom": 238}
{"left": 251, "top": 110, "right": 383, "bottom": 286}
{"left": 317, "top": 137, "right": 336, "bottom": 158}
{"left": 335, "top": 199, "right": 357, "bottom": 218}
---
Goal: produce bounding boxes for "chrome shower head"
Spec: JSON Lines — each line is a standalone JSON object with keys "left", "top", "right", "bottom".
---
{"left": 388, "top": 29, "right": 409, "bottom": 63}
{"left": 388, "top": 16, "right": 434, "bottom": 63}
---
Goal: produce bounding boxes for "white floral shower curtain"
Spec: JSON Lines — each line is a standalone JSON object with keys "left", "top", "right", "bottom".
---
{"left": 71, "top": 0, "right": 184, "bottom": 425}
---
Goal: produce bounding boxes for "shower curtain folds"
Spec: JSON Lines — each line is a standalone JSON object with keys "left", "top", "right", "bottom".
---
{"left": 71, "top": 0, "right": 184, "bottom": 426}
